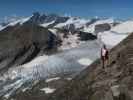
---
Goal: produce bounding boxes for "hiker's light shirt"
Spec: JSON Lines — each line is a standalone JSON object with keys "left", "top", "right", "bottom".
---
{"left": 101, "top": 48, "right": 107, "bottom": 57}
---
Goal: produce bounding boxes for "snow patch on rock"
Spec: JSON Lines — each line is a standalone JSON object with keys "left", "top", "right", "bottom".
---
{"left": 66, "top": 77, "right": 72, "bottom": 81}
{"left": 78, "top": 58, "right": 93, "bottom": 66}
{"left": 45, "top": 77, "right": 60, "bottom": 83}
{"left": 41, "top": 20, "right": 55, "bottom": 27}
{"left": 49, "top": 28, "right": 58, "bottom": 36}
{"left": 40, "top": 87, "right": 56, "bottom": 94}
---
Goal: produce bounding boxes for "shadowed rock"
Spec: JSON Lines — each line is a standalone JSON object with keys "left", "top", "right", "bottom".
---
{"left": 95, "top": 23, "right": 111, "bottom": 33}
{"left": 0, "top": 24, "right": 58, "bottom": 74}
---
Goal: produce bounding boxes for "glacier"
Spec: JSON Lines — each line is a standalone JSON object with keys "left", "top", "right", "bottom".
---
{"left": 0, "top": 40, "right": 101, "bottom": 99}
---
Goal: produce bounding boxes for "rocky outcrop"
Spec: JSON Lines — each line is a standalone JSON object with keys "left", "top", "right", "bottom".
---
{"left": 77, "top": 31, "right": 97, "bottom": 41}
{"left": 95, "top": 23, "right": 111, "bottom": 33}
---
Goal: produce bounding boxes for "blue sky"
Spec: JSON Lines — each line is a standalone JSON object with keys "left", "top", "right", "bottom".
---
{"left": 0, "top": 0, "right": 133, "bottom": 20}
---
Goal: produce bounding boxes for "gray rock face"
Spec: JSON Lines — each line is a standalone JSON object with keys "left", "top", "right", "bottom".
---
{"left": 77, "top": 31, "right": 97, "bottom": 41}
{"left": 95, "top": 23, "right": 111, "bottom": 33}
{"left": 0, "top": 24, "right": 58, "bottom": 73}
{"left": 26, "top": 12, "right": 69, "bottom": 26}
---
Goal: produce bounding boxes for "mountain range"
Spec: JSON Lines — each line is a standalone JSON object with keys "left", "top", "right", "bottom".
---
{"left": 0, "top": 12, "right": 133, "bottom": 100}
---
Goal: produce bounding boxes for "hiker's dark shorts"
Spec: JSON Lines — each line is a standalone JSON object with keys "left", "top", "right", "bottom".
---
{"left": 101, "top": 56, "right": 108, "bottom": 61}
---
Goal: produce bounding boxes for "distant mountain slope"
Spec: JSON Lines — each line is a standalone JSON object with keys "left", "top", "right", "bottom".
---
{"left": 0, "top": 24, "right": 58, "bottom": 73}
{"left": 46, "top": 32, "right": 133, "bottom": 100}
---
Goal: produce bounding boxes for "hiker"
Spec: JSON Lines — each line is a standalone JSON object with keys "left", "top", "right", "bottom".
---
{"left": 101, "top": 44, "right": 109, "bottom": 69}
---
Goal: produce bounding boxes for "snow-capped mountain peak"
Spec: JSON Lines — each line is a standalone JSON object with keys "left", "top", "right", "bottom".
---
{"left": 7, "top": 16, "right": 32, "bottom": 26}
{"left": 0, "top": 16, "right": 32, "bottom": 31}
{"left": 55, "top": 17, "right": 90, "bottom": 29}
{"left": 40, "top": 20, "right": 55, "bottom": 27}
